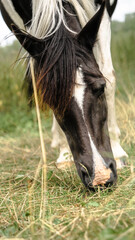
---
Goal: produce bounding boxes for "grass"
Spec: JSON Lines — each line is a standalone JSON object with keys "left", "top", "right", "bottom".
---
{"left": 0, "top": 22, "right": 135, "bottom": 239}
{"left": 0, "top": 133, "right": 134, "bottom": 239}
{"left": 0, "top": 131, "right": 135, "bottom": 239}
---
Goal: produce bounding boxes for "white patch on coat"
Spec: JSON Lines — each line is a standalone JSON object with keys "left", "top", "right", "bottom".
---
{"left": 56, "top": 147, "right": 73, "bottom": 163}
{"left": 93, "top": 8, "right": 128, "bottom": 161}
{"left": 1, "top": 0, "right": 24, "bottom": 29}
{"left": 73, "top": 68, "right": 86, "bottom": 112}
{"left": 111, "top": 140, "right": 128, "bottom": 159}
{"left": 93, "top": 9, "right": 113, "bottom": 79}
{"left": 89, "top": 134, "right": 107, "bottom": 168}
{"left": 73, "top": 68, "right": 107, "bottom": 169}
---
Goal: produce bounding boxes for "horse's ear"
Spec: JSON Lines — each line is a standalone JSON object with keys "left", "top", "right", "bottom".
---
{"left": 77, "top": 1, "right": 105, "bottom": 50}
{"left": 106, "top": 0, "right": 118, "bottom": 18}
{"left": 11, "top": 24, "right": 45, "bottom": 57}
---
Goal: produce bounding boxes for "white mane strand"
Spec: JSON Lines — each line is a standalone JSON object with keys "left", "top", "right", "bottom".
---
{"left": 1, "top": 0, "right": 96, "bottom": 38}
{"left": 29, "top": 0, "right": 95, "bottom": 38}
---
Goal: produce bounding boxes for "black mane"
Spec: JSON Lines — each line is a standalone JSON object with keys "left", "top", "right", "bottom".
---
{"left": 24, "top": 1, "right": 82, "bottom": 114}
{"left": 32, "top": 24, "right": 93, "bottom": 115}
{"left": 23, "top": 1, "right": 103, "bottom": 115}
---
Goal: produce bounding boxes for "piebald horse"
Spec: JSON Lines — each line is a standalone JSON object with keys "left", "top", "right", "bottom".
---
{"left": 0, "top": 0, "right": 127, "bottom": 188}
{"left": 51, "top": 0, "right": 128, "bottom": 169}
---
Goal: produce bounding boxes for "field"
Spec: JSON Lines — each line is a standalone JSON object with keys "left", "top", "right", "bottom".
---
{"left": 0, "top": 18, "right": 135, "bottom": 239}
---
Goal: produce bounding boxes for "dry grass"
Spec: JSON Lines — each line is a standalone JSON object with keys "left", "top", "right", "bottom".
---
{"left": 0, "top": 94, "right": 135, "bottom": 239}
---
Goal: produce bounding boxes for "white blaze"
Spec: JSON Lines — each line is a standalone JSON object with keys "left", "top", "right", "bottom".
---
{"left": 73, "top": 68, "right": 86, "bottom": 111}
{"left": 73, "top": 69, "right": 108, "bottom": 171}
{"left": 89, "top": 134, "right": 107, "bottom": 168}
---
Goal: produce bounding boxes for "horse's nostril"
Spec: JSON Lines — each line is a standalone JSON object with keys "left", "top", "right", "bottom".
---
{"left": 105, "top": 160, "right": 117, "bottom": 187}
{"left": 105, "top": 172, "right": 116, "bottom": 187}
{"left": 109, "top": 162, "right": 115, "bottom": 170}
{"left": 108, "top": 160, "right": 117, "bottom": 177}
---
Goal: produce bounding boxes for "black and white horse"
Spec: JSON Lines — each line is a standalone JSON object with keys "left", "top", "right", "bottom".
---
{"left": 51, "top": 0, "right": 128, "bottom": 170}
{"left": 0, "top": 0, "right": 127, "bottom": 188}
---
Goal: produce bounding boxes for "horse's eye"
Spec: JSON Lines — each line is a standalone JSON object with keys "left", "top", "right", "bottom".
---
{"left": 92, "top": 80, "right": 106, "bottom": 97}
{"left": 96, "top": 86, "right": 105, "bottom": 97}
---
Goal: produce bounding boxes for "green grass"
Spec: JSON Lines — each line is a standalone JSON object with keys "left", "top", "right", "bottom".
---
{"left": 0, "top": 20, "right": 135, "bottom": 239}
{"left": 112, "top": 31, "right": 135, "bottom": 100}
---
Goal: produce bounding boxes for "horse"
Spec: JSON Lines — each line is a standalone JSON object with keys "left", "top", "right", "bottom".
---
{"left": 0, "top": 0, "right": 125, "bottom": 189}
{"left": 51, "top": 0, "right": 128, "bottom": 169}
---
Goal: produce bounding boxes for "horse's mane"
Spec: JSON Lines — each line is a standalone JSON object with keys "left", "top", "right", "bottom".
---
{"left": 31, "top": 24, "right": 92, "bottom": 115}
{"left": 1, "top": 0, "right": 96, "bottom": 113}
{"left": 28, "top": 0, "right": 95, "bottom": 38}
{"left": 21, "top": 0, "right": 96, "bottom": 114}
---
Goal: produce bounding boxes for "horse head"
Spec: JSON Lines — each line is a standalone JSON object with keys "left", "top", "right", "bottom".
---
{"left": 11, "top": 2, "right": 117, "bottom": 189}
